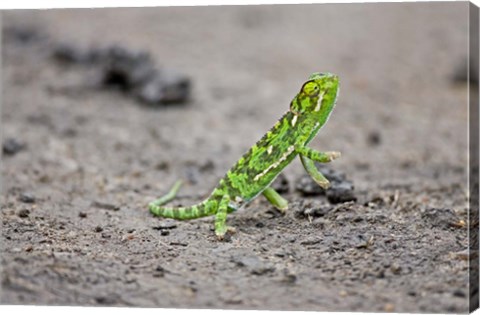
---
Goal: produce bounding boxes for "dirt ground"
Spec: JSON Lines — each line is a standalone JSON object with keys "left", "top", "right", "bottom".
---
{"left": 1, "top": 3, "right": 473, "bottom": 313}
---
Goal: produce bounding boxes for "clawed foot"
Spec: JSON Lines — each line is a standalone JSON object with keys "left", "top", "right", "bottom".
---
{"left": 314, "top": 179, "right": 331, "bottom": 190}
{"left": 275, "top": 205, "right": 288, "bottom": 215}
{"left": 216, "top": 226, "right": 237, "bottom": 241}
{"left": 325, "top": 151, "right": 341, "bottom": 161}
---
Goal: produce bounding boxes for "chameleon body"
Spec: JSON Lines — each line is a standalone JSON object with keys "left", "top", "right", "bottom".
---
{"left": 149, "top": 72, "right": 340, "bottom": 239}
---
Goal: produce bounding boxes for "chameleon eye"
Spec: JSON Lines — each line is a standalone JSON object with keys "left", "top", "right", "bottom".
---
{"left": 301, "top": 80, "right": 320, "bottom": 96}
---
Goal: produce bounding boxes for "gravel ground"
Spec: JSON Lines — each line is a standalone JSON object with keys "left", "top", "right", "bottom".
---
{"left": 1, "top": 3, "right": 472, "bottom": 313}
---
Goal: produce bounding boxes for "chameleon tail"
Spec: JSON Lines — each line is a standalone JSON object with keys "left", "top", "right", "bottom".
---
{"left": 149, "top": 201, "right": 215, "bottom": 220}
{"left": 149, "top": 180, "right": 183, "bottom": 207}
{"left": 148, "top": 181, "right": 217, "bottom": 220}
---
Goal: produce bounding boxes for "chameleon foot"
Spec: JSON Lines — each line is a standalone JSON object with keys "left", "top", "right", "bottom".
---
{"left": 277, "top": 205, "right": 288, "bottom": 215}
{"left": 216, "top": 226, "right": 236, "bottom": 241}
{"left": 325, "top": 151, "right": 341, "bottom": 161}
{"left": 262, "top": 187, "right": 289, "bottom": 214}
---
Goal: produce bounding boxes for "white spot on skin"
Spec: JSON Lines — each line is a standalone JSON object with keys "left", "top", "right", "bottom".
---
{"left": 291, "top": 114, "right": 298, "bottom": 127}
{"left": 314, "top": 92, "right": 325, "bottom": 112}
{"left": 254, "top": 146, "right": 295, "bottom": 181}
{"left": 267, "top": 145, "right": 273, "bottom": 155}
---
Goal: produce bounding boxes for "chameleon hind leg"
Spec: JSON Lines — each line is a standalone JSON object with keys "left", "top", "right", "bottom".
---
{"left": 298, "top": 148, "right": 341, "bottom": 189}
{"left": 262, "top": 187, "right": 288, "bottom": 213}
{"left": 215, "top": 194, "right": 236, "bottom": 240}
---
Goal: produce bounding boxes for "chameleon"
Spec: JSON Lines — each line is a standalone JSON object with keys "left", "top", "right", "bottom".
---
{"left": 149, "top": 72, "right": 340, "bottom": 240}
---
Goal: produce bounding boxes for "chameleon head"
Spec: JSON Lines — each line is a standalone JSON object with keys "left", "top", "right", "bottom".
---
{"left": 290, "top": 72, "right": 339, "bottom": 119}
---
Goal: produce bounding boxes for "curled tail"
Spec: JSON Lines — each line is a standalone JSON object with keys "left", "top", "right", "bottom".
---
{"left": 148, "top": 181, "right": 217, "bottom": 220}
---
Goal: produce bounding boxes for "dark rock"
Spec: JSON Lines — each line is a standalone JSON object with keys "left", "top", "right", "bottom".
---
{"left": 280, "top": 269, "right": 297, "bottom": 284}
{"left": 453, "top": 289, "right": 466, "bottom": 298}
{"left": 52, "top": 43, "right": 89, "bottom": 64}
{"left": 295, "top": 165, "right": 356, "bottom": 204}
{"left": 153, "top": 266, "right": 165, "bottom": 277}
{"left": 304, "top": 205, "right": 334, "bottom": 218}
{"left": 18, "top": 193, "right": 36, "bottom": 204}
{"left": 91, "top": 200, "right": 120, "bottom": 211}
{"left": 152, "top": 221, "right": 178, "bottom": 230}
{"left": 100, "top": 46, "right": 155, "bottom": 90}
{"left": 271, "top": 173, "right": 290, "bottom": 194}
{"left": 18, "top": 209, "right": 30, "bottom": 218}
{"left": 95, "top": 295, "right": 118, "bottom": 305}
{"left": 155, "top": 161, "right": 170, "bottom": 171}
{"left": 295, "top": 175, "right": 324, "bottom": 196}
{"left": 326, "top": 181, "right": 357, "bottom": 204}
{"left": 50, "top": 43, "right": 191, "bottom": 106}
{"left": 300, "top": 238, "right": 322, "bottom": 246}
{"left": 4, "top": 26, "right": 44, "bottom": 44}
{"left": 199, "top": 160, "right": 215, "bottom": 173}
{"left": 134, "top": 70, "right": 190, "bottom": 104}
{"left": 3, "top": 138, "right": 25, "bottom": 156}
{"left": 170, "top": 241, "right": 188, "bottom": 246}
{"left": 367, "top": 131, "right": 382, "bottom": 146}
{"left": 320, "top": 166, "right": 347, "bottom": 183}
{"left": 94, "top": 226, "right": 103, "bottom": 233}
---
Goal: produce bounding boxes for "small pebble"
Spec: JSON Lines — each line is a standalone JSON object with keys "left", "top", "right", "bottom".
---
{"left": 4, "top": 26, "right": 42, "bottom": 44}
{"left": 367, "top": 131, "right": 382, "bottom": 146}
{"left": 153, "top": 265, "right": 165, "bottom": 277}
{"left": 3, "top": 138, "right": 25, "bottom": 155}
{"left": 19, "top": 193, "right": 36, "bottom": 204}
{"left": 390, "top": 263, "right": 402, "bottom": 275}
{"left": 152, "top": 221, "right": 177, "bottom": 230}
{"left": 18, "top": 209, "right": 30, "bottom": 218}
{"left": 281, "top": 271, "right": 297, "bottom": 284}
{"left": 91, "top": 201, "right": 120, "bottom": 211}
{"left": 52, "top": 43, "right": 88, "bottom": 64}
{"left": 170, "top": 241, "right": 188, "bottom": 246}
{"left": 384, "top": 303, "right": 395, "bottom": 312}
{"left": 94, "top": 226, "right": 103, "bottom": 233}
{"left": 453, "top": 289, "right": 466, "bottom": 298}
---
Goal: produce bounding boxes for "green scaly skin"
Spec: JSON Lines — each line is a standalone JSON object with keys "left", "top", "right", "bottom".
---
{"left": 149, "top": 72, "right": 340, "bottom": 239}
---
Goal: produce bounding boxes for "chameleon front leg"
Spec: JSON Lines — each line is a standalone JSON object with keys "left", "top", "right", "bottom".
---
{"left": 215, "top": 194, "right": 236, "bottom": 240}
{"left": 297, "top": 146, "right": 341, "bottom": 190}
{"left": 295, "top": 146, "right": 341, "bottom": 163}
{"left": 300, "top": 155, "right": 331, "bottom": 189}
{"left": 262, "top": 187, "right": 288, "bottom": 213}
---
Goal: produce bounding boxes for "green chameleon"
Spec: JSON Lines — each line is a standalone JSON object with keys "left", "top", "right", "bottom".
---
{"left": 149, "top": 72, "right": 340, "bottom": 239}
